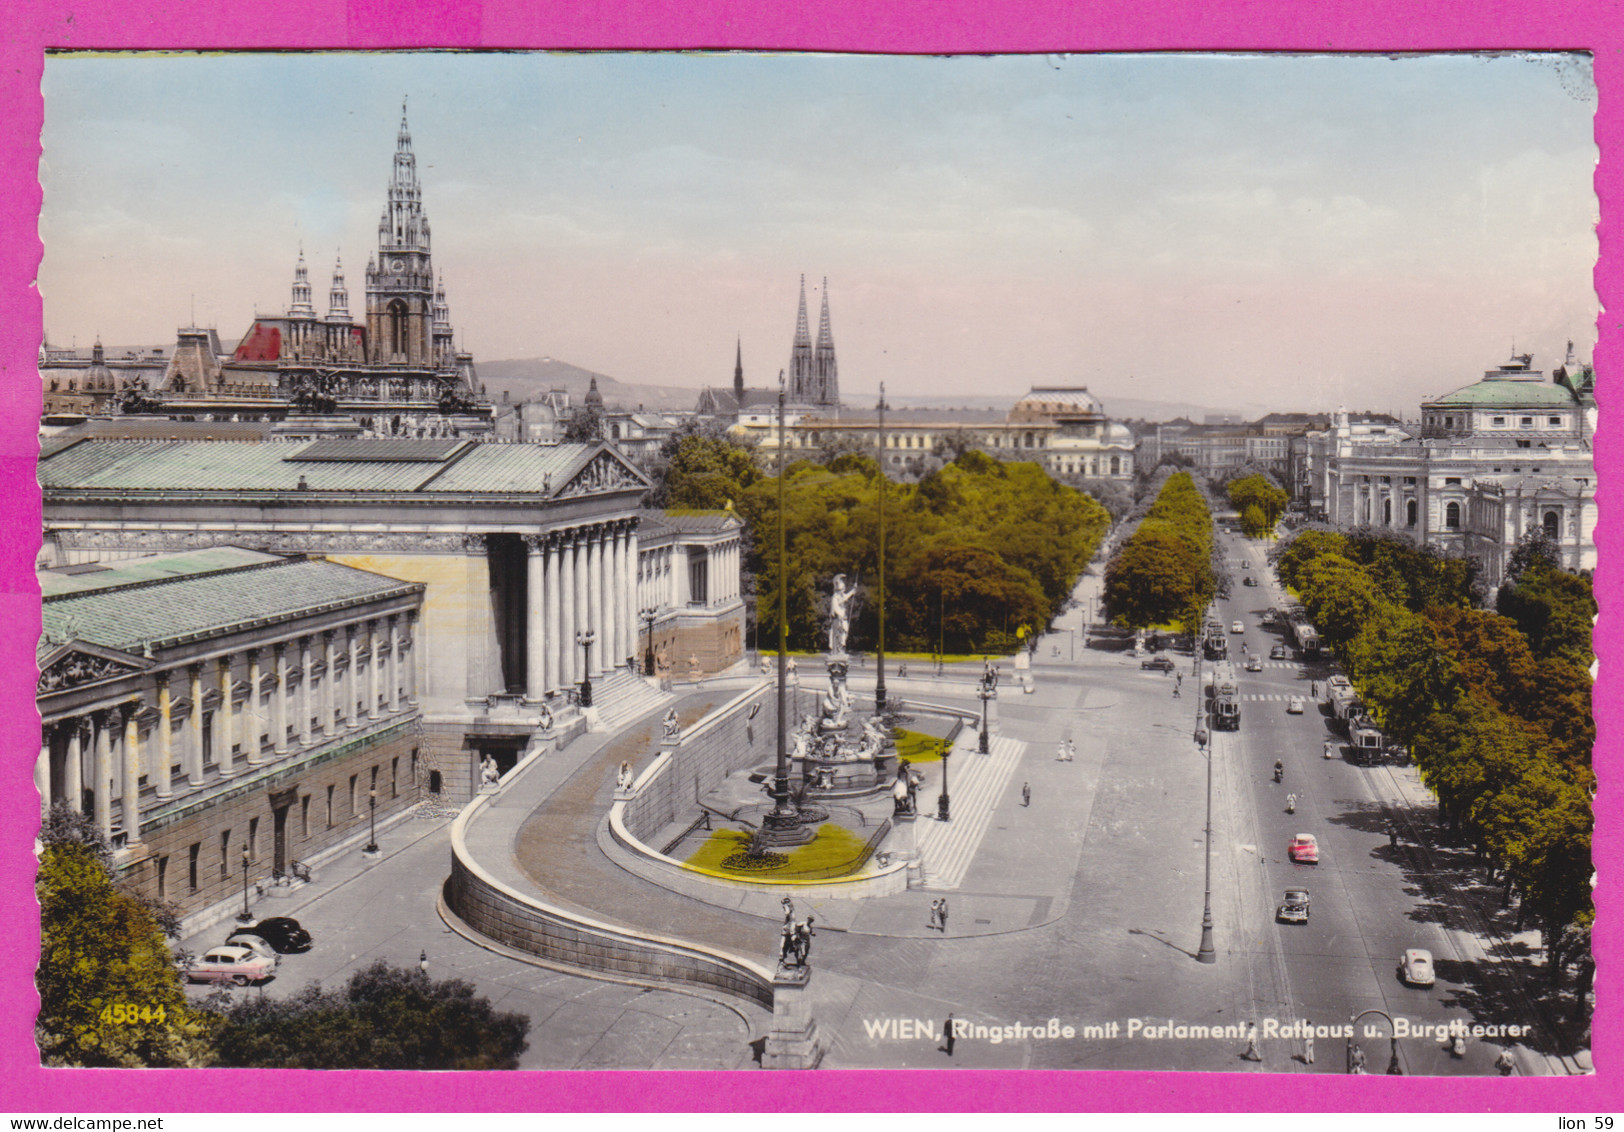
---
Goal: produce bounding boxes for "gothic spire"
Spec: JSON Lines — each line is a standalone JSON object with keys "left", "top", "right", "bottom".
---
{"left": 734, "top": 337, "right": 744, "bottom": 402}
{"left": 815, "top": 277, "right": 834, "bottom": 351}
{"left": 289, "top": 246, "right": 316, "bottom": 318}
{"left": 794, "top": 274, "right": 811, "bottom": 347}
{"left": 327, "top": 252, "right": 350, "bottom": 319}
{"left": 380, "top": 97, "right": 428, "bottom": 254}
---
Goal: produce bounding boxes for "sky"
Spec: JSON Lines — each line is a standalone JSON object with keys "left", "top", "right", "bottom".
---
{"left": 38, "top": 50, "right": 1598, "bottom": 416}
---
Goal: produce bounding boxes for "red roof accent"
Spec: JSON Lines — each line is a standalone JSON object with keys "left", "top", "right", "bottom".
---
{"left": 234, "top": 323, "right": 282, "bottom": 362}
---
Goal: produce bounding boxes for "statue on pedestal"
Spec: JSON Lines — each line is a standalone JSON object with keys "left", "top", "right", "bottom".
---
{"left": 480, "top": 755, "right": 500, "bottom": 787}
{"left": 662, "top": 707, "right": 682, "bottom": 742}
{"left": 827, "top": 574, "right": 855, "bottom": 656}
{"left": 616, "top": 761, "right": 634, "bottom": 791}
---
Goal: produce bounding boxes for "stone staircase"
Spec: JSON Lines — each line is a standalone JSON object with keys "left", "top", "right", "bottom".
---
{"left": 587, "top": 669, "right": 673, "bottom": 733}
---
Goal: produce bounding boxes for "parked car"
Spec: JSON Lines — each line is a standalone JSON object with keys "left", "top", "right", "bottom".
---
{"left": 228, "top": 916, "right": 313, "bottom": 954}
{"left": 1287, "top": 833, "right": 1319, "bottom": 864}
{"left": 1245, "top": 655, "right": 1263, "bottom": 672}
{"left": 1140, "top": 656, "right": 1176, "bottom": 672}
{"left": 1287, "top": 696, "right": 1305, "bottom": 714}
{"left": 1242, "top": 575, "right": 1258, "bottom": 587}
{"left": 1276, "top": 889, "right": 1311, "bottom": 923}
{"left": 1398, "top": 948, "right": 1436, "bottom": 987}
{"left": 182, "top": 945, "right": 277, "bottom": 987}
{"left": 1270, "top": 644, "right": 1288, "bottom": 660}
{"left": 225, "top": 933, "right": 281, "bottom": 965}
{"left": 1230, "top": 621, "right": 1245, "bottom": 634}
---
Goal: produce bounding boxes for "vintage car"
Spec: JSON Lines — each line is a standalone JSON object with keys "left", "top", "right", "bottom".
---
{"left": 1276, "top": 889, "right": 1311, "bottom": 923}
{"left": 1245, "top": 655, "right": 1263, "bottom": 672}
{"left": 1286, "top": 696, "right": 1306, "bottom": 714}
{"left": 1270, "top": 644, "right": 1288, "bottom": 660}
{"left": 1230, "top": 620, "right": 1245, "bottom": 634}
{"left": 181, "top": 945, "right": 277, "bottom": 987}
{"left": 1398, "top": 948, "right": 1436, "bottom": 987}
{"left": 1287, "top": 833, "right": 1320, "bottom": 864}
{"left": 1140, "top": 656, "right": 1177, "bottom": 672}
{"left": 228, "top": 917, "right": 313, "bottom": 954}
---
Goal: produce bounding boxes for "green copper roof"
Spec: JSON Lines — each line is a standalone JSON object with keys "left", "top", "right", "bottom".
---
{"left": 1424, "top": 378, "right": 1579, "bottom": 409}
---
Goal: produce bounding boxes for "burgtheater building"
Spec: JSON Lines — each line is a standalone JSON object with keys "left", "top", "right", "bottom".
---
{"left": 40, "top": 436, "right": 747, "bottom": 804}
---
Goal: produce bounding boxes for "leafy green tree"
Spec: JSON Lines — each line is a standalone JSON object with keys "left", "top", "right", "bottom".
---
{"left": 1103, "top": 472, "right": 1214, "bottom": 630}
{"left": 36, "top": 804, "right": 219, "bottom": 1066}
{"left": 895, "top": 545, "right": 1048, "bottom": 654}
{"left": 1498, "top": 561, "right": 1595, "bottom": 667}
{"left": 215, "top": 960, "right": 530, "bottom": 1069}
{"left": 561, "top": 404, "right": 604, "bottom": 443}
{"left": 1342, "top": 604, "right": 1458, "bottom": 747}
{"left": 645, "top": 419, "right": 759, "bottom": 509}
{"left": 1227, "top": 474, "right": 1287, "bottom": 536}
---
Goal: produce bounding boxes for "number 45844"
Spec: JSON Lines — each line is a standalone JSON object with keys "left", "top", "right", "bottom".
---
{"left": 99, "top": 1004, "right": 165, "bottom": 1024}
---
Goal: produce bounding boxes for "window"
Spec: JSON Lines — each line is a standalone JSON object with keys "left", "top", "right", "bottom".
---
{"left": 349, "top": 774, "right": 358, "bottom": 817}
{"left": 327, "top": 783, "right": 335, "bottom": 827}
{"left": 156, "top": 855, "right": 168, "bottom": 901}
{"left": 689, "top": 554, "right": 709, "bottom": 605}
{"left": 188, "top": 843, "right": 200, "bottom": 892}
{"left": 1402, "top": 477, "right": 1416, "bottom": 485}
{"left": 1445, "top": 502, "right": 1461, "bottom": 530}
{"left": 411, "top": 748, "right": 419, "bottom": 785}
{"left": 248, "top": 816, "right": 259, "bottom": 860}
{"left": 219, "top": 829, "right": 231, "bottom": 878}
{"left": 391, "top": 756, "right": 399, "bottom": 798}
{"left": 1492, "top": 416, "right": 1506, "bottom": 426}
{"left": 202, "top": 712, "right": 214, "bottom": 767}
{"left": 1383, "top": 499, "right": 1392, "bottom": 526}
{"left": 301, "top": 795, "right": 310, "bottom": 839}
{"left": 1550, "top": 416, "right": 1562, "bottom": 426}
{"left": 1544, "top": 511, "right": 1560, "bottom": 539}
{"left": 1445, "top": 477, "right": 1462, "bottom": 486}
{"left": 1406, "top": 499, "right": 1417, "bottom": 527}
{"left": 1521, "top": 417, "right": 1533, "bottom": 428}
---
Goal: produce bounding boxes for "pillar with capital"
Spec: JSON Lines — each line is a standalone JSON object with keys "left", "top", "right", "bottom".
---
{"left": 65, "top": 721, "right": 84, "bottom": 814}
{"left": 324, "top": 632, "right": 339, "bottom": 734}
{"left": 36, "top": 732, "right": 51, "bottom": 821}
{"left": 405, "top": 610, "right": 421, "bottom": 705}
{"left": 217, "top": 654, "right": 236, "bottom": 776}
{"left": 559, "top": 530, "right": 577, "bottom": 688}
{"left": 525, "top": 535, "right": 547, "bottom": 701}
{"left": 388, "top": 615, "right": 402, "bottom": 712}
{"left": 367, "top": 621, "right": 382, "bottom": 720}
{"left": 273, "top": 644, "right": 289, "bottom": 754}
{"left": 614, "top": 523, "right": 630, "bottom": 667}
{"left": 244, "top": 651, "right": 263, "bottom": 766}
{"left": 120, "top": 703, "right": 142, "bottom": 847}
{"left": 154, "top": 672, "right": 174, "bottom": 794}
{"left": 586, "top": 528, "right": 603, "bottom": 677}
{"left": 298, "top": 637, "right": 314, "bottom": 745}
{"left": 188, "top": 663, "right": 206, "bottom": 784}
{"left": 93, "top": 712, "right": 113, "bottom": 839}
{"left": 544, "top": 535, "right": 562, "bottom": 695}
{"left": 347, "top": 625, "right": 362, "bottom": 727}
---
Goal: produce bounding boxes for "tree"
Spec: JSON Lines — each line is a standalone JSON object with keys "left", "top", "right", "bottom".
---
{"left": 1227, "top": 474, "right": 1287, "bottom": 536}
{"left": 1498, "top": 561, "right": 1595, "bottom": 666}
{"left": 36, "top": 804, "right": 219, "bottom": 1066}
{"left": 1075, "top": 477, "right": 1132, "bottom": 522}
{"left": 214, "top": 960, "right": 530, "bottom": 1069}
{"left": 561, "top": 404, "right": 604, "bottom": 443}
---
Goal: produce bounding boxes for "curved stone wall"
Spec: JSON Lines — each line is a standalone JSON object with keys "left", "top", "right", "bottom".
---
{"left": 446, "top": 794, "right": 774, "bottom": 1009}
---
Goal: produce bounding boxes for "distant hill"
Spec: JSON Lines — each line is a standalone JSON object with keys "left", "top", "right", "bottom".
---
{"left": 478, "top": 357, "right": 703, "bottom": 412}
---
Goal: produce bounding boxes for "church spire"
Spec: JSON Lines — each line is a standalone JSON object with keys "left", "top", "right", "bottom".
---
{"left": 793, "top": 274, "right": 811, "bottom": 347}
{"left": 815, "top": 277, "right": 834, "bottom": 351}
{"left": 812, "top": 277, "right": 839, "bottom": 407}
{"left": 734, "top": 337, "right": 744, "bottom": 403}
{"left": 327, "top": 252, "right": 350, "bottom": 319}
{"left": 379, "top": 96, "right": 428, "bottom": 254}
{"left": 788, "top": 274, "right": 815, "bottom": 402}
{"left": 289, "top": 246, "right": 315, "bottom": 318}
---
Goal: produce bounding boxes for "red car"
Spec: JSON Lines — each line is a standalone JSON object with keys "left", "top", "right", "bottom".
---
{"left": 181, "top": 944, "right": 277, "bottom": 987}
{"left": 1287, "top": 834, "right": 1319, "bottom": 864}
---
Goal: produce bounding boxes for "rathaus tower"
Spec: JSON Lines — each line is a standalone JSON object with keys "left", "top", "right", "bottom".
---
{"left": 787, "top": 275, "right": 841, "bottom": 407}
{"left": 366, "top": 101, "right": 449, "bottom": 367}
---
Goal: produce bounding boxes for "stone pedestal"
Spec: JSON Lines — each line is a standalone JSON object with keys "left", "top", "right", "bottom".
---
{"left": 985, "top": 694, "right": 999, "bottom": 735}
{"left": 886, "top": 811, "right": 924, "bottom": 887}
{"left": 762, "top": 964, "right": 822, "bottom": 1069}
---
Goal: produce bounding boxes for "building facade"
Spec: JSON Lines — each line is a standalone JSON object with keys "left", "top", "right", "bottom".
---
{"left": 38, "top": 548, "right": 424, "bottom": 927}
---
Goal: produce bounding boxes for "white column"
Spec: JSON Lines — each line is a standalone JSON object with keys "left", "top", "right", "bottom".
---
{"left": 298, "top": 637, "right": 314, "bottom": 745}
{"left": 273, "top": 644, "right": 289, "bottom": 754}
{"left": 367, "top": 621, "right": 381, "bottom": 720}
{"left": 617, "top": 526, "right": 632, "bottom": 665}
{"left": 121, "top": 705, "right": 142, "bottom": 847}
{"left": 188, "top": 664, "right": 205, "bottom": 784}
{"left": 574, "top": 532, "right": 590, "bottom": 681}
{"left": 388, "top": 615, "right": 402, "bottom": 712}
{"left": 216, "top": 655, "right": 235, "bottom": 776}
{"left": 347, "top": 626, "right": 362, "bottom": 727}
{"left": 526, "top": 536, "right": 546, "bottom": 700}
{"left": 544, "top": 537, "right": 562, "bottom": 695}
{"left": 586, "top": 528, "right": 603, "bottom": 676}
{"left": 324, "top": 632, "right": 339, "bottom": 733}
{"left": 37, "top": 735, "right": 51, "bottom": 821}
{"left": 405, "top": 611, "right": 420, "bottom": 705}
{"left": 65, "top": 722, "right": 84, "bottom": 813}
{"left": 244, "top": 651, "right": 263, "bottom": 767}
{"left": 559, "top": 532, "right": 577, "bottom": 687}
{"left": 628, "top": 527, "right": 641, "bottom": 655}
{"left": 154, "top": 674, "right": 174, "bottom": 795}
{"left": 93, "top": 713, "right": 112, "bottom": 839}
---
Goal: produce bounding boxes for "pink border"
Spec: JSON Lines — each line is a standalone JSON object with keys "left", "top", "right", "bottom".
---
{"left": 1, "top": 1, "right": 1617, "bottom": 1113}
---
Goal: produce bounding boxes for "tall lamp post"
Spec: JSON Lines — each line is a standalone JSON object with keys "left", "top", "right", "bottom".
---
{"left": 639, "top": 607, "right": 659, "bottom": 676}
{"left": 366, "top": 785, "right": 378, "bottom": 854}
{"left": 1195, "top": 718, "right": 1216, "bottom": 964}
{"left": 236, "top": 845, "right": 253, "bottom": 924}
{"left": 977, "top": 671, "right": 994, "bottom": 755}
{"left": 1347, "top": 1009, "right": 1403, "bottom": 1075}
{"left": 759, "top": 370, "right": 802, "bottom": 847}
{"left": 576, "top": 629, "right": 596, "bottom": 707}
{"left": 936, "top": 740, "right": 952, "bottom": 821}
{"left": 874, "top": 382, "right": 889, "bottom": 712}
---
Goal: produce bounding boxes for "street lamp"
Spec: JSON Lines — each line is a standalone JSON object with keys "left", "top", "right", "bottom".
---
{"left": 759, "top": 369, "right": 803, "bottom": 847}
{"left": 576, "top": 629, "right": 596, "bottom": 707}
{"left": 936, "top": 740, "right": 952, "bottom": 822}
{"left": 875, "top": 382, "right": 889, "bottom": 713}
{"left": 977, "top": 672, "right": 994, "bottom": 755}
{"left": 236, "top": 845, "right": 253, "bottom": 924}
{"left": 639, "top": 607, "right": 659, "bottom": 676}
{"left": 365, "top": 785, "right": 378, "bottom": 854}
{"left": 1196, "top": 722, "right": 1216, "bottom": 964}
{"left": 1347, "top": 1009, "right": 1403, "bottom": 1075}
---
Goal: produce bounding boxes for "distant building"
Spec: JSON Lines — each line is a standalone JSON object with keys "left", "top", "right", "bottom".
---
{"left": 787, "top": 276, "right": 841, "bottom": 408}
{"left": 41, "top": 106, "right": 491, "bottom": 437}
{"left": 1313, "top": 349, "right": 1596, "bottom": 585}
{"left": 37, "top": 547, "right": 424, "bottom": 929}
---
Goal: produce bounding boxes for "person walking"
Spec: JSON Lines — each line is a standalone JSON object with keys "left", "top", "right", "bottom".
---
{"left": 1311, "top": 681, "right": 1318, "bottom": 698}
{"left": 938, "top": 898, "right": 949, "bottom": 934}
{"left": 1495, "top": 1048, "right": 1515, "bottom": 1076}
{"left": 1066, "top": 739, "right": 1076, "bottom": 762}
{"left": 1242, "top": 1021, "right": 1262, "bottom": 1062}
{"left": 1351, "top": 1045, "right": 1367, "bottom": 1073}
{"left": 1021, "top": 782, "right": 1031, "bottom": 807}
{"left": 1303, "top": 1024, "right": 1315, "bottom": 1065}
{"left": 942, "top": 1013, "right": 956, "bottom": 1057}
{"left": 1057, "top": 739, "right": 1068, "bottom": 762}
{"left": 927, "top": 899, "right": 941, "bottom": 931}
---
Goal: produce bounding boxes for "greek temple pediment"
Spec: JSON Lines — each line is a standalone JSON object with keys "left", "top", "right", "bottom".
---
{"left": 37, "top": 642, "right": 149, "bottom": 695}
{"left": 554, "top": 448, "right": 650, "bottom": 499}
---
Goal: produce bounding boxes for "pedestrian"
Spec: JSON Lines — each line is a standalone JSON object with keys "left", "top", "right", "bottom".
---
{"left": 927, "top": 899, "right": 940, "bottom": 931}
{"left": 1304, "top": 1026, "right": 1315, "bottom": 1065}
{"left": 1021, "top": 782, "right": 1031, "bottom": 807}
{"left": 1389, "top": 826, "right": 1398, "bottom": 848}
{"left": 1351, "top": 1045, "right": 1367, "bottom": 1073}
{"left": 1495, "top": 1048, "right": 1515, "bottom": 1076}
{"left": 938, "top": 898, "right": 949, "bottom": 933}
{"left": 1242, "top": 1021, "right": 1262, "bottom": 1062}
{"left": 1057, "top": 739, "right": 1068, "bottom": 762}
{"left": 1311, "top": 681, "right": 1318, "bottom": 698}
{"left": 942, "top": 1013, "right": 956, "bottom": 1056}
{"left": 1173, "top": 684, "right": 1180, "bottom": 699}
{"left": 1066, "top": 739, "right": 1076, "bottom": 762}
